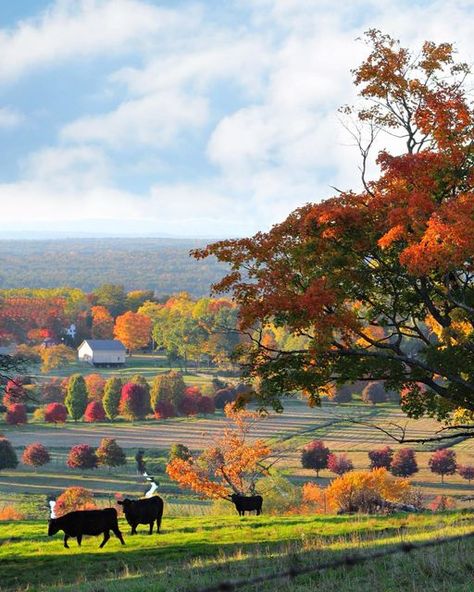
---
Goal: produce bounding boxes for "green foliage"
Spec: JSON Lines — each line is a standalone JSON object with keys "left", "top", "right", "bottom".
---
{"left": 96, "top": 438, "right": 126, "bottom": 468}
{"left": 0, "top": 438, "right": 18, "bottom": 470}
{"left": 92, "top": 284, "right": 126, "bottom": 317}
{"left": 150, "top": 371, "right": 186, "bottom": 410}
{"left": 168, "top": 443, "right": 192, "bottom": 463}
{"left": 102, "top": 377, "right": 122, "bottom": 420}
{"left": 64, "top": 374, "right": 88, "bottom": 421}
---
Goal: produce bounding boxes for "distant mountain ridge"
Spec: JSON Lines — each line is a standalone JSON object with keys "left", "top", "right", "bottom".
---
{"left": 0, "top": 237, "right": 228, "bottom": 296}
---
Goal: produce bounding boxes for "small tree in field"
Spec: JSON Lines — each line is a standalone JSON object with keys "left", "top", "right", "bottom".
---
{"left": 44, "top": 402, "right": 67, "bottom": 424}
{"left": 3, "top": 379, "right": 27, "bottom": 407}
{"left": 55, "top": 487, "right": 96, "bottom": 516}
{"left": 361, "top": 382, "right": 387, "bottom": 405}
{"left": 0, "top": 438, "right": 18, "bottom": 470}
{"left": 84, "top": 374, "right": 106, "bottom": 401}
{"left": 390, "top": 448, "right": 418, "bottom": 477}
{"left": 22, "top": 443, "right": 50, "bottom": 468}
{"left": 428, "top": 449, "right": 457, "bottom": 483}
{"left": 301, "top": 440, "right": 330, "bottom": 478}
{"left": 96, "top": 438, "right": 126, "bottom": 469}
{"left": 167, "top": 404, "right": 271, "bottom": 498}
{"left": 154, "top": 400, "right": 176, "bottom": 419}
{"left": 102, "top": 377, "right": 122, "bottom": 421}
{"left": 84, "top": 401, "right": 106, "bottom": 423}
{"left": 327, "top": 453, "right": 353, "bottom": 476}
{"left": 458, "top": 465, "right": 474, "bottom": 484}
{"left": 67, "top": 444, "right": 98, "bottom": 470}
{"left": 368, "top": 446, "right": 394, "bottom": 470}
{"left": 65, "top": 374, "right": 88, "bottom": 422}
{"left": 168, "top": 443, "right": 192, "bottom": 463}
{"left": 119, "top": 383, "right": 150, "bottom": 421}
{"left": 328, "top": 384, "right": 353, "bottom": 403}
{"left": 5, "top": 403, "right": 27, "bottom": 425}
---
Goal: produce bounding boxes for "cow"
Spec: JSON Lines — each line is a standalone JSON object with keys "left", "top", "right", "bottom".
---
{"left": 118, "top": 495, "right": 164, "bottom": 535}
{"left": 230, "top": 494, "right": 263, "bottom": 516}
{"left": 48, "top": 508, "right": 125, "bottom": 549}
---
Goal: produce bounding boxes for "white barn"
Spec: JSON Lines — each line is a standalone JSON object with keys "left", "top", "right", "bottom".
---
{"left": 77, "top": 339, "right": 126, "bottom": 366}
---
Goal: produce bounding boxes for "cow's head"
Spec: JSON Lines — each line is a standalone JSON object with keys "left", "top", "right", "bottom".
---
{"left": 230, "top": 494, "right": 240, "bottom": 502}
{"left": 117, "top": 499, "right": 133, "bottom": 511}
{"left": 48, "top": 518, "right": 60, "bottom": 536}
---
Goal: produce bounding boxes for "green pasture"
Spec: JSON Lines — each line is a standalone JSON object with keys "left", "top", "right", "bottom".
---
{"left": 0, "top": 512, "right": 473, "bottom": 592}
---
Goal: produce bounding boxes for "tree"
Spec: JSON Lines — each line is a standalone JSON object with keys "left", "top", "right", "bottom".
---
{"left": 38, "top": 344, "right": 75, "bottom": 373}
{"left": 361, "top": 383, "right": 387, "bottom": 405}
{"left": 114, "top": 311, "right": 152, "bottom": 353}
{"left": 5, "top": 403, "right": 27, "bottom": 425}
{"left": 428, "top": 449, "right": 457, "bottom": 483}
{"left": 84, "top": 373, "right": 106, "bottom": 401}
{"left": 198, "top": 396, "right": 215, "bottom": 415}
{"left": 67, "top": 444, "right": 98, "bottom": 470}
{"left": 65, "top": 374, "right": 88, "bottom": 422}
{"left": 168, "top": 443, "right": 192, "bottom": 463}
{"left": 92, "top": 284, "right": 126, "bottom": 318}
{"left": 102, "top": 377, "right": 122, "bottom": 421}
{"left": 458, "top": 465, "right": 474, "bottom": 484}
{"left": 96, "top": 438, "right": 126, "bottom": 469}
{"left": 55, "top": 487, "right": 96, "bottom": 516}
{"left": 0, "top": 438, "right": 18, "bottom": 470}
{"left": 84, "top": 401, "right": 106, "bottom": 423}
{"left": 368, "top": 446, "right": 394, "bottom": 470}
{"left": 126, "top": 290, "right": 155, "bottom": 312}
{"left": 91, "top": 305, "right": 114, "bottom": 339}
{"left": 328, "top": 384, "right": 353, "bottom": 404}
{"left": 327, "top": 453, "right": 353, "bottom": 476}
{"left": 154, "top": 400, "right": 176, "bottom": 419}
{"left": 167, "top": 404, "right": 271, "bottom": 498}
{"left": 119, "top": 382, "right": 150, "bottom": 421}
{"left": 214, "top": 387, "right": 236, "bottom": 409}
{"left": 150, "top": 371, "right": 185, "bottom": 411}
{"left": 22, "top": 443, "right": 50, "bottom": 468}
{"left": 301, "top": 440, "right": 330, "bottom": 478}
{"left": 40, "top": 378, "right": 64, "bottom": 403}
{"left": 390, "top": 448, "right": 418, "bottom": 477}
{"left": 44, "top": 402, "right": 67, "bottom": 424}
{"left": 193, "top": 32, "right": 474, "bottom": 428}
{"left": 3, "top": 379, "right": 27, "bottom": 407}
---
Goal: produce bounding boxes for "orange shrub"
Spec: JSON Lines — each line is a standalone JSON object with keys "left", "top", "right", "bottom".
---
{"left": 54, "top": 487, "right": 97, "bottom": 516}
{"left": 0, "top": 505, "right": 25, "bottom": 521}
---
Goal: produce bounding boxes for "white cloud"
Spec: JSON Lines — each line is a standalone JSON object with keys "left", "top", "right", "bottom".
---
{"left": 0, "top": 107, "right": 23, "bottom": 128}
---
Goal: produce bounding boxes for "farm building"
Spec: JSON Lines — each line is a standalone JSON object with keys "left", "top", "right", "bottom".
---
{"left": 77, "top": 339, "right": 126, "bottom": 367}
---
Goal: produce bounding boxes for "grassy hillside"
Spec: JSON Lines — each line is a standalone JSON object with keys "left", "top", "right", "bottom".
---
{"left": 0, "top": 238, "right": 227, "bottom": 296}
{"left": 0, "top": 512, "right": 473, "bottom": 592}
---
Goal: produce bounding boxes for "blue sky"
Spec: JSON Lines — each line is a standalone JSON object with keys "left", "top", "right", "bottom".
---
{"left": 0, "top": 0, "right": 473, "bottom": 237}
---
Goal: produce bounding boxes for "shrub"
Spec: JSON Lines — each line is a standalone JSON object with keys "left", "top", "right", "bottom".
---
{"left": 301, "top": 440, "right": 330, "bottom": 477}
{"left": 168, "top": 443, "right": 192, "bottom": 463}
{"left": 96, "top": 438, "right": 126, "bottom": 468}
{"left": 22, "top": 443, "right": 50, "bottom": 468}
{"left": 301, "top": 482, "right": 329, "bottom": 514}
{"left": 327, "top": 453, "right": 353, "bottom": 476}
{"left": 32, "top": 407, "right": 45, "bottom": 422}
{"left": 150, "top": 371, "right": 185, "bottom": 410}
{"left": 3, "top": 379, "right": 27, "bottom": 407}
{"left": 458, "top": 465, "right": 474, "bottom": 483}
{"left": 0, "top": 505, "right": 25, "bottom": 521}
{"left": 154, "top": 400, "right": 176, "bottom": 419}
{"left": 5, "top": 403, "right": 27, "bottom": 425}
{"left": 178, "top": 392, "right": 199, "bottom": 416}
{"left": 55, "top": 487, "right": 96, "bottom": 517}
{"left": 368, "top": 446, "right": 394, "bottom": 470}
{"left": 84, "top": 374, "right": 106, "bottom": 401}
{"left": 119, "top": 382, "right": 150, "bottom": 420}
{"left": 361, "top": 382, "right": 387, "bottom": 405}
{"left": 44, "top": 402, "right": 67, "bottom": 424}
{"left": 40, "top": 378, "right": 65, "bottom": 403}
{"left": 84, "top": 401, "right": 106, "bottom": 423}
{"left": 256, "top": 473, "right": 302, "bottom": 514}
{"left": 324, "top": 468, "right": 410, "bottom": 513}
{"left": 102, "top": 377, "right": 122, "bottom": 421}
{"left": 428, "top": 495, "right": 457, "bottom": 512}
{"left": 214, "top": 387, "right": 236, "bottom": 409}
{"left": 67, "top": 444, "right": 98, "bottom": 470}
{"left": 0, "top": 438, "right": 18, "bottom": 470}
{"left": 328, "top": 384, "right": 353, "bottom": 403}
{"left": 198, "top": 396, "right": 215, "bottom": 414}
{"left": 390, "top": 448, "right": 418, "bottom": 477}
{"left": 65, "top": 374, "right": 88, "bottom": 422}
{"left": 428, "top": 449, "right": 457, "bottom": 483}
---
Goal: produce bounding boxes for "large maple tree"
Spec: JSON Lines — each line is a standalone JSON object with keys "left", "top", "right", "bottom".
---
{"left": 194, "top": 31, "right": 474, "bottom": 427}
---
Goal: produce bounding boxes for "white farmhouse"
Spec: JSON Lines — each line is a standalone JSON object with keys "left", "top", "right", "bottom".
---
{"left": 77, "top": 339, "right": 126, "bottom": 367}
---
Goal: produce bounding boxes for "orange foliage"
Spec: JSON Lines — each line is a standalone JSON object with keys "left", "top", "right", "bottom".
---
{"left": 54, "top": 487, "right": 97, "bottom": 517}
{"left": 91, "top": 305, "right": 114, "bottom": 339}
{"left": 0, "top": 505, "right": 25, "bottom": 521}
{"left": 167, "top": 404, "right": 271, "bottom": 499}
{"left": 114, "top": 311, "right": 152, "bottom": 352}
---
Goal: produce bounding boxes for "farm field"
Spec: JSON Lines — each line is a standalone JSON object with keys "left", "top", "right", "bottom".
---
{"left": 0, "top": 512, "right": 473, "bottom": 592}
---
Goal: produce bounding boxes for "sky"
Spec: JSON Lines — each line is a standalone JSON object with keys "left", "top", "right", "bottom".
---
{"left": 1, "top": 0, "right": 474, "bottom": 238}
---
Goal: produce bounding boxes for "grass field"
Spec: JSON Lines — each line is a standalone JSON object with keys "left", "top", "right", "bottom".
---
{"left": 0, "top": 512, "right": 473, "bottom": 591}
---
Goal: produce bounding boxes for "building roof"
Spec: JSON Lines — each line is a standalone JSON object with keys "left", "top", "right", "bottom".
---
{"left": 79, "top": 339, "right": 126, "bottom": 351}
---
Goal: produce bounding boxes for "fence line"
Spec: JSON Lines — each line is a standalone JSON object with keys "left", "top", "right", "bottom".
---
{"left": 191, "top": 530, "right": 474, "bottom": 592}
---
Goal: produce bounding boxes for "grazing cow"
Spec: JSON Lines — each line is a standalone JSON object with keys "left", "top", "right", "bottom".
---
{"left": 230, "top": 494, "right": 263, "bottom": 516}
{"left": 48, "top": 508, "right": 125, "bottom": 549}
{"left": 118, "top": 495, "right": 164, "bottom": 534}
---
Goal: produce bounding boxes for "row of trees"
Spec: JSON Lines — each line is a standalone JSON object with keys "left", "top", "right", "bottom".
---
{"left": 301, "top": 440, "right": 470, "bottom": 483}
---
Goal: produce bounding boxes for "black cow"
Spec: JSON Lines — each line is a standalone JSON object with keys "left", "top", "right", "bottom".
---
{"left": 230, "top": 494, "right": 263, "bottom": 516}
{"left": 48, "top": 508, "right": 125, "bottom": 548}
{"left": 118, "top": 495, "right": 163, "bottom": 534}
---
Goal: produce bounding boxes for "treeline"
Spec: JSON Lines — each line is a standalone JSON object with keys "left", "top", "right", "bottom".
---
{"left": 0, "top": 238, "right": 227, "bottom": 296}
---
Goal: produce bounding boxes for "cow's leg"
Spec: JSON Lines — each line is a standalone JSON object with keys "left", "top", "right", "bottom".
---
{"left": 156, "top": 515, "right": 162, "bottom": 534}
{"left": 131, "top": 523, "right": 137, "bottom": 535}
{"left": 149, "top": 522, "right": 153, "bottom": 535}
{"left": 99, "top": 530, "right": 110, "bottom": 548}
{"left": 77, "top": 534, "right": 83, "bottom": 546}
{"left": 63, "top": 534, "right": 70, "bottom": 549}
{"left": 113, "top": 526, "right": 125, "bottom": 545}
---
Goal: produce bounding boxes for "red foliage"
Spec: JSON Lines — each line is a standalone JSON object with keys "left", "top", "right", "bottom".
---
{"left": 55, "top": 487, "right": 96, "bottom": 517}
{"left": 22, "top": 443, "right": 50, "bottom": 467}
{"left": 84, "top": 401, "right": 106, "bottom": 423}
{"left": 67, "top": 444, "right": 98, "bottom": 470}
{"left": 327, "top": 453, "right": 354, "bottom": 476}
{"left": 5, "top": 404, "right": 27, "bottom": 425}
{"left": 458, "top": 465, "right": 474, "bottom": 483}
{"left": 119, "top": 382, "right": 150, "bottom": 420}
{"left": 44, "top": 402, "right": 67, "bottom": 424}
{"left": 3, "top": 379, "right": 26, "bottom": 408}
{"left": 301, "top": 440, "right": 330, "bottom": 477}
{"left": 368, "top": 446, "right": 394, "bottom": 470}
{"left": 154, "top": 400, "right": 176, "bottom": 419}
{"left": 390, "top": 448, "right": 418, "bottom": 477}
{"left": 178, "top": 393, "right": 199, "bottom": 416}
{"left": 197, "top": 396, "right": 215, "bottom": 414}
{"left": 428, "top": 449, "right": 457, "bottom": 482}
